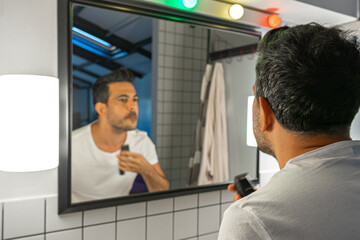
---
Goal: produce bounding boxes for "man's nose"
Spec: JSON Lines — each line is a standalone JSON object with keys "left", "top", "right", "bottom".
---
{"left": 127, "top": 99, "right": 138, "bottom": 111}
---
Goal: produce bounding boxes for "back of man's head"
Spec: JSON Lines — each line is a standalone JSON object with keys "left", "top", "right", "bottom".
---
{"left": 92, "top": 68, "right": 134, "bottom": 105}
{"left": 256, "top": 23, "right": 360, "bottom": 135}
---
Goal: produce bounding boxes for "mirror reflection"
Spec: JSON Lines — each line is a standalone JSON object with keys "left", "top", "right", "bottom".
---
{"left": 71, "top": 4, "right": 259, "bottom": 203}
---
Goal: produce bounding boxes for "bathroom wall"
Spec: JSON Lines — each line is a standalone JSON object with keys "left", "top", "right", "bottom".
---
{"left": 154, "top": 19, "right": 208, "bottom": 189}
{"left": 0, "top": 190, "right": 232, "bottom": 240}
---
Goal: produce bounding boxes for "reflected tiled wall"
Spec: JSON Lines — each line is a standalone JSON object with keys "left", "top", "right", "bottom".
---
{"left": 155, "top": 20, "right": 208, "bottom": 189}
{"left": 0, "top": 190, "right": 232, "bottom": 240}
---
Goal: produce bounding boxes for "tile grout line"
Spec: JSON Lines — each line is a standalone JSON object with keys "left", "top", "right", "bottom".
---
{"left": 172, "top": 197, "right": 175, "bottom": 240}
{"left": 81, "top": 211, "right": 84, "bottom": 240}
{"left": 44, "top": 199, "right": 46, "bottom": 240}
{"left": 219, "top": 190, "right": 223, "bottom": 236}
{"left": 145, "top": 201, "right": 148, "bottom": 240}
{"left": 2, "top": 203, "right": 4, "bottom": 240}
{"left": 196, "top": 193, "right": 199, "bottom": 238}
{"left": 115, "top": 206, "right": 117, "bottom": 240}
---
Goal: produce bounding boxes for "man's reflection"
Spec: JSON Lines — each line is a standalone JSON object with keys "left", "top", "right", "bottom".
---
{"left": 72, "top": 68, "right": 169, "bottom": 203}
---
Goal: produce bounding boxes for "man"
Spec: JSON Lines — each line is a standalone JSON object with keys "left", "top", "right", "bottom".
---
{"left": 218, "top": 23, "right": 360, "bottom": 239}
{"left": 72, "top": 68, "right": 169, "bottom": 203}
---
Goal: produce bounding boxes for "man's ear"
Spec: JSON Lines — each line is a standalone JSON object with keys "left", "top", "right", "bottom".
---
{"left": 95, "top": 102, "right": 107, "bottom": 116}
{"left": 258, "top": 97, "right": 275, "bottom": 132}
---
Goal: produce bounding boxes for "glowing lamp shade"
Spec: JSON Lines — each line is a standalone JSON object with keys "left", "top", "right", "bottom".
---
{"left": 229, "top": 4, "right": 244, "bottom": 20}
{"left": 182, "top": 0, "right": 198, "bottom": 9}
{"left": 267, "top": 14, "right": 281, "bottom": 28}
{"left": 0, "top": 75, "right": 59, "bottom": 172}
{"left": 247, "top": 96, "right": 257, "bottom": 147}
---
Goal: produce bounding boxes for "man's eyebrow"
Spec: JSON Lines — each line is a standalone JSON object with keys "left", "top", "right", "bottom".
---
{"left": 118, "top": 94, "right": 129, "bottom": 98}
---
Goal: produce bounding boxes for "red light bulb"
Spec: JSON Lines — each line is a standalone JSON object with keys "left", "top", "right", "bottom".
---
{"left": 267, "top": 14, "right": 281, "bottom": 28}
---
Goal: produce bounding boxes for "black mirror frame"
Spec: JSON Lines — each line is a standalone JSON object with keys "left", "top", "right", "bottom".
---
{"left": 58, "top": 0, "right": 261, "bottom": 214}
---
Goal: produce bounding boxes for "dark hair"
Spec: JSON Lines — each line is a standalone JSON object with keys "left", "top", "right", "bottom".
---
{"left": 256, "top": 23, "right": 360, "bottom": 134}
{"left": 93, "top": 68, "right": 134, "bottom": 105}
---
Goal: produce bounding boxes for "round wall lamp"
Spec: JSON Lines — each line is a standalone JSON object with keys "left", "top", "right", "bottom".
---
{"left": 267, "top": 14, "right": 281, "bottom": 28}
{"left": 182, "top": 0, "right": 198, "bottom": 9}
{"left": 229, "top": 4, "right": 244, "bottom": 20}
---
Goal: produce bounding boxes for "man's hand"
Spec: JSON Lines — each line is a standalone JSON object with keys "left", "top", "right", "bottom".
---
{"left": 228, "top": 183, "right": 258, "bottom": 202}
{"left": 228, "top": 183, "right": 242, "bottom": 202}
{"left": 117, "top": 151, "right": 170, "bottom": 192}
{"left": 117, "top": 150, "right": 152, "bottom": 175}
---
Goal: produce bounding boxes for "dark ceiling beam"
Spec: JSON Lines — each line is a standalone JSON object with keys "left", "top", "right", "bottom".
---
{"left": 73, "top": 45, "right": 143, "bottom": 78}
{"left": 133, "top": 37, "right": 152, "bottom": 50}
{"left": 73, "top": 16, "right": 151, "bottom": 59}
{"left": 73, "top": 76, "right": 93, "bottom": 86}
{"left": 74, "top": 45, "right": 120, "bottom": 70}
{"left": 73, "top": 64, "right": 101, "bottom": 79}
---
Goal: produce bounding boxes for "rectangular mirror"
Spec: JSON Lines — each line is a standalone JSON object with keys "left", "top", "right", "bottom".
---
{"left": 59, "top": 0, "right": 261, "bottom": 213}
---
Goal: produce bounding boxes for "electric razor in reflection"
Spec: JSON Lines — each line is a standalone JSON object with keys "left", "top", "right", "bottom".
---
{"left": 234, "top": 173, "right": 255, "bottom": 197}
{"left": 119, "top": 144, "right": 129, "bottom": 175}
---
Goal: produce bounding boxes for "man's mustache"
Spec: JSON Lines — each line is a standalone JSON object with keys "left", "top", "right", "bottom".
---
{"left": 125, "top": 112, "right": 137, "bottom": 119}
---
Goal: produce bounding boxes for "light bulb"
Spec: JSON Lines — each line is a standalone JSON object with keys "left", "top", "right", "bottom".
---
{"left": 268, "top": 14, "right": 281, "bottom": 28}
{"left": 229, "top": 4, "right": 244, "bottom": 20}
{"left": 182, "top": 0, "right": 198, "bottom": 9}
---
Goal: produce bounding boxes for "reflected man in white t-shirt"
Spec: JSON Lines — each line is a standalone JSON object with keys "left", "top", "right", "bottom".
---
{"left": 72, "top": 68, "right": 169, "bottom": 203}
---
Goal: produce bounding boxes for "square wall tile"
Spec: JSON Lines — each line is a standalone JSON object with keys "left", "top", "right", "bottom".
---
{"left": 174, "top": 194, "right": 197, "bottom": 211}
{"left": 199, "top": 191, "right": 220, "bottom": 207}
{"left": 117, "top": 202, "right": 145, "bottom": 220}
{"left": 199, "top": 232, "right": 218, "bottom": 240}
{"left": 46, "top": 196, "right": 82, "bottom": 232}
{"left": 117, "top": 217, "right": 145, "bottom": 240}
{"left": 84, "top": 207, "right": 116, "bottom": 226}
{"left": 147, "top": 213, "right": 173, "bottom": 240}
{"left": 84, "top": 223, "right": 115, "bottom": 240}
{"left": 174, "top": 209, "right": 197, "bottom": 240}
{"left": 46, "top": 229, "right": 82, "bottom": 240}
{"left": 221, "top": 189, "right": 233, "bottom": 203}
{"left": 147, "top": 198, "right": 173, "bottom": 215}
{"left": 4, "top": 198, "right": 44, "bottom": 239}
{"left": 15, "top": 235, "right": 44, "bottom": 240}
{"left": 199, "top": 205, "right": 220, "bottom": 235}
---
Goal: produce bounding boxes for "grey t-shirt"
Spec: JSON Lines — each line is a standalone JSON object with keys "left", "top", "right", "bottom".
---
{"left": 218, "top": 140, "right": 360, "bottom": 240}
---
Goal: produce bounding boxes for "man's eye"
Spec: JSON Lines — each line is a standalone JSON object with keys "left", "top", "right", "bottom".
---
{"left": 134, "top": 98, "right": 139, "bottom": 102}
{"left": 119, "top": 98, "right": 128, "bottom": 103}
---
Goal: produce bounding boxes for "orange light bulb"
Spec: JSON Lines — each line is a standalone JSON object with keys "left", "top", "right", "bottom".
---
{"left": 267, "top": 14, "right": 281, "bottom": 28}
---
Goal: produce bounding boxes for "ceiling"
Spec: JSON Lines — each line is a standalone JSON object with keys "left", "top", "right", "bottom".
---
{"left": 72, "top": 5, "right": 153, "bottom": 88}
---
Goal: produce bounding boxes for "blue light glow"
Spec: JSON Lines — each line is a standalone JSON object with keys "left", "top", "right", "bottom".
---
{"left": 72, "top": 39, "right": 109, "bottom": 58}
{"left": 112, "top": 51, "right": 128, "bottom": 59}
{"left": 72, "top": 27, "right": 112, "bottom": 47}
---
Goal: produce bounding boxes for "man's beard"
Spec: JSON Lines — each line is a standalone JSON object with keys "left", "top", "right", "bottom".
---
{"left": 108, "top": 112, "right": 137, "bottom": 133}
{"left": 253, "top": 110, "right": 276, "bottom": 158}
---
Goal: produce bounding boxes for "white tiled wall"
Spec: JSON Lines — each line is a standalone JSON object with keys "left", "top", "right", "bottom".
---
{"left": 0, "top": 189, "right": 232, "bottom": 240}
{"left": 155, "top": 19, "right": 208, "bottom": 189}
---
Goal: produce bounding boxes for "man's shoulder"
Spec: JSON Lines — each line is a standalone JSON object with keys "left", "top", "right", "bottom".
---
{"left": 72, "top": 124, "right": 91, "bottom": 141}
{"left": 220, "top": 200, "right": 271, "bottom": 239}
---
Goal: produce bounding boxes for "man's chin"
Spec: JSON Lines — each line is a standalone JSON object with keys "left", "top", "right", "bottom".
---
{"left": 111, "top": 123, "right": 137, "bottom": 133}
{"left": 258, "top": 145, "right": 276, "bottom": 158}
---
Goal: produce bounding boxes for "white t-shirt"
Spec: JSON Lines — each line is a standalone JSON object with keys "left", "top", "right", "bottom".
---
{"left": 71, "top": 123, "right": 158, "bottom": 203}
{"left": 218, "top": 140, "right": 360, "bottom": 240}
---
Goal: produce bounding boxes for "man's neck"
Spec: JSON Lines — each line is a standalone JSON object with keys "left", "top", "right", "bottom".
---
{"left": 91, "top": 121, "right": 127, "bottom": 153}
{"left": 273, "top": 129, "right": 351, "bottom": 169}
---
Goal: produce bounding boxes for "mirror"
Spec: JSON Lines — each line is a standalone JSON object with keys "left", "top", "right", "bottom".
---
{"left": 59, "top": 0, "right": 261, "bottom": 213}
